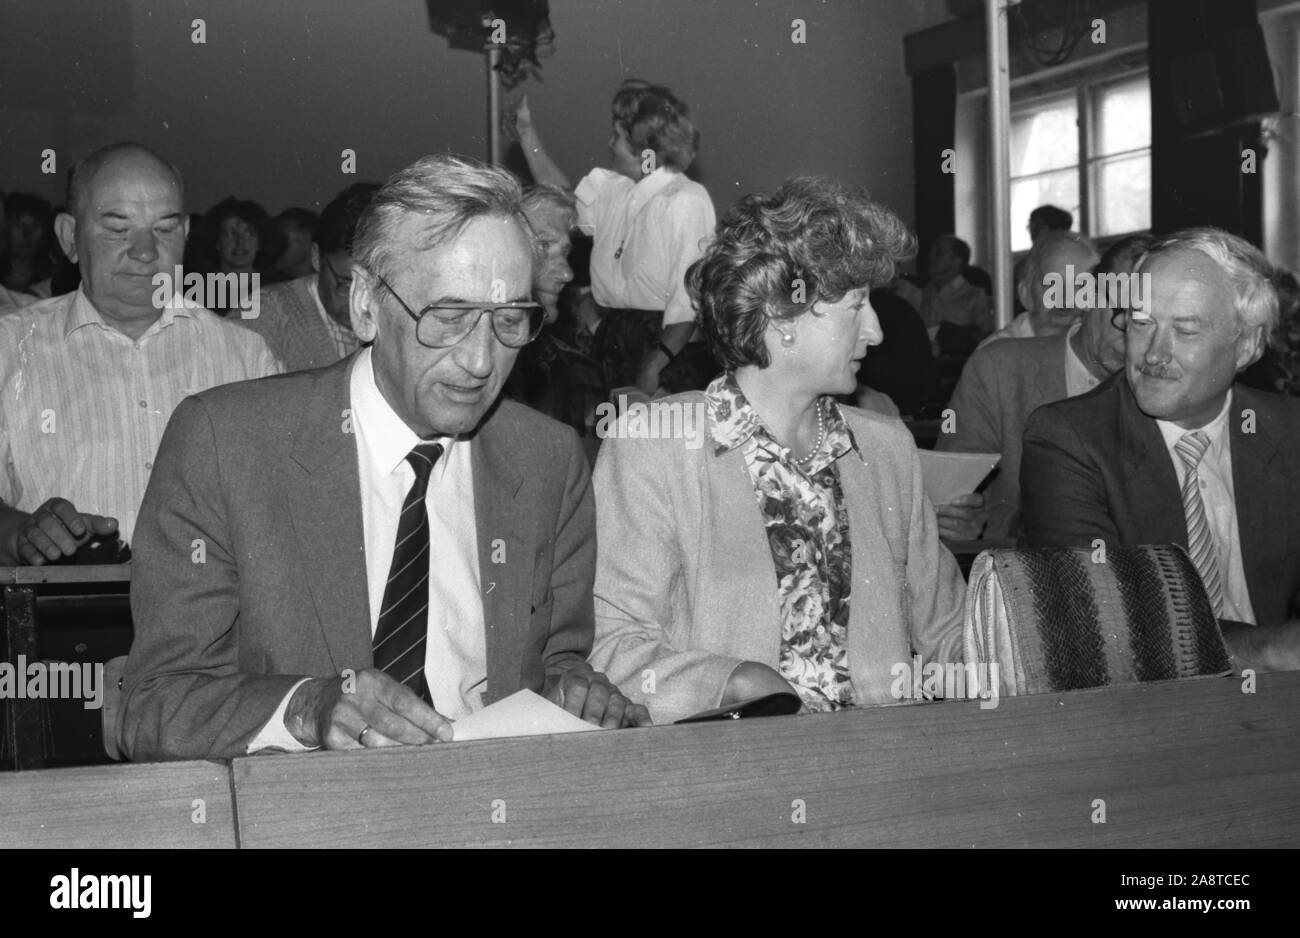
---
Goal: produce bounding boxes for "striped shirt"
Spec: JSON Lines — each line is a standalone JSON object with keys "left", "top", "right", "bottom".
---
{"left": 0, "top": 287, "right": 281, "bottom": 545}
{"left": 309, "top": 282, "right": 361, "bottom": 362}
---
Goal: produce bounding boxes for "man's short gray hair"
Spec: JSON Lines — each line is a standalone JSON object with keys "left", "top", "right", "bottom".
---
{"left": 1143, "top": 226, "right": 1279, "bottom": 338}
{"left": 352, "top": 153, "right": 532, "bottom": 282}
{"left": 521, "top": 184, "right": 576, "bottom": 230}
{"left": 1021, "top": 229, "right": 1099, "bottom": 295}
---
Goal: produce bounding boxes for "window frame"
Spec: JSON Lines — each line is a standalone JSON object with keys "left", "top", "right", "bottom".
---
{"left": 1009, "top": 64, "right": 1152, "bottom": 254}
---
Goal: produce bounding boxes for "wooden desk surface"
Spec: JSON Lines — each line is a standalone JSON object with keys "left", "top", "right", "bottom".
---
{"left": 231, "top": 671, "right": 1300, "bottom": 849}
{"left": 0, "top": 759, "right": 235, "bottom": 849}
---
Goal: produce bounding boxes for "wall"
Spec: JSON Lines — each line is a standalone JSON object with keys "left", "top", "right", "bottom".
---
{"left": 0, "top": 0, "right": 951, "bottom": 229}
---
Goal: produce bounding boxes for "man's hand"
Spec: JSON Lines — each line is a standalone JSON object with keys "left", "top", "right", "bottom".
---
{"left": 1, "top": 497, "right": 118, "bottom": 566}
{"left": 722, "top": 660, "right": 792, "bottom": 706}
{"left": 513, "top": 95, "right": 534, "bottom": 139}
{"left": 548, "top": 662, "right": 652, "bottom": 728}
{"left": 1222, "top": 620, "right": 1300, "bottom": 673}
{"left": 284, "top": 668, "right": 453, "bottom": 750}
{"left": 936, "top": 492, "right": 989, "bottom": 542}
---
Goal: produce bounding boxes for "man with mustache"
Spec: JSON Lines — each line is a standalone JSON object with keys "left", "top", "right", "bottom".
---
{"left": 1020, "top": 228, "right": 1300, "bottom": 669}
{"left": 119, "top": 154, "right": 648, "bottom": 761}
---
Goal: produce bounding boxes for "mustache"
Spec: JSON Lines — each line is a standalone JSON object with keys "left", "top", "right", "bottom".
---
{"left": 1137, "top": 364, "right": 1179, "bottom": 380}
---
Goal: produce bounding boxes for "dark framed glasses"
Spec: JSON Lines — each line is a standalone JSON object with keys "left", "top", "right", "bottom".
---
{"left": 372, "top": 271, "right": 544, "bottom": 349}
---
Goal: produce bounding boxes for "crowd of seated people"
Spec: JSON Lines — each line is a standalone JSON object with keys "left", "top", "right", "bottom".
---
{"left": 1, "top": 77, "right": 1299, "bottom": 763}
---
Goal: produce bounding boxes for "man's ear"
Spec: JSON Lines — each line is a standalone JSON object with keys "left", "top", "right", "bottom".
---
{"left": 182, "top": 213, "right": 191, "bottom": 242}
{"left": 310, "top": 243, "right": 320, "bottom": 273}
{"left": 1235, "top": 323, "right": 1266, "bottom": 372}
{"left": 54, "top": 212, "right": 78, "bottom": 264}
{"left": 350, "top": 266, "right": 380, "bottom": 343}
{"left": 1017, "top": 276, "right": 1032, "bottom": 313}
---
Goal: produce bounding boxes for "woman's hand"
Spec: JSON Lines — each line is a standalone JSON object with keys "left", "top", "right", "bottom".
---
{"left": 722, "top": 661, "right": 792, "bottom": 705}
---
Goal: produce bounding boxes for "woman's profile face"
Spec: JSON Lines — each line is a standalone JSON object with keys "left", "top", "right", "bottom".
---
{"left": 774, "top": 286, "right": 881, "bottom": 397}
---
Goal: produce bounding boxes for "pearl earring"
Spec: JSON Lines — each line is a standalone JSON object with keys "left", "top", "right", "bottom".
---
{"left": 780, "top": 330, "right": 796, "bottom": 348}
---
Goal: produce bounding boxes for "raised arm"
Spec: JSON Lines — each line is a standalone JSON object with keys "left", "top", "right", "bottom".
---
{"left": 514, "top": 97, "right": 572, "bottom": 191}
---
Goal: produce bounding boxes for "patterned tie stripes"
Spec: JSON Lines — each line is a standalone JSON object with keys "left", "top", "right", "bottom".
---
{"left": 1174, "top": 431, "right": 1225, "bottom": 618}
{"left": 372, "top": 442, "right": 444, "bottom": 702}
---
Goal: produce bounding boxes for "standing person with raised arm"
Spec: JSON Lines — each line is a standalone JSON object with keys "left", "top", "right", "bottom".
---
{"left": 514, "top": 80, "right": 717, "bottom": 395}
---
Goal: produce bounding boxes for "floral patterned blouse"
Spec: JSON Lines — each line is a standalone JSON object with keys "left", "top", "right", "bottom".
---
{"left": 706, "top": 373, "right": 860, "bottom": 712}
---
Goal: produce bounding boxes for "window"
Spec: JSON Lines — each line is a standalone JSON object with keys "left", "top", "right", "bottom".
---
{"left": 1009, "top": 70, "right": 1151, "bottom": 251}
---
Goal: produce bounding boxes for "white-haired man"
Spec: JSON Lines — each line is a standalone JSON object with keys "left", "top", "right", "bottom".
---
{"left": 1022, "top": 227, "right": 1300, "bottom": 668}
{"left": 119, "top": 154, "right": 649, "bottom": 762}
{"left": 983, "top": 230, "right": 1100, "bottom": 347}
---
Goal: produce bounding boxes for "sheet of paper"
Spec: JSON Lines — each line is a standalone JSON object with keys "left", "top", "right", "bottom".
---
{"left": 918, "top": 450, "right": 1000, "bottom": 506}
{"left": 450, "top": 689, "right": 600, "bottom": 742}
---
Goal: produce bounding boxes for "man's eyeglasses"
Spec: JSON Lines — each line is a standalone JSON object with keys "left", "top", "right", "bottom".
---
{"left": 372, "top": 271, "right": 543, "bottom": 349}
{"left": 322, "top": 254, "right": 353, "bottom": 294}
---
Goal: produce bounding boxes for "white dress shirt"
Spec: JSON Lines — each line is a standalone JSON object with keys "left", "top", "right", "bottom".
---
{"left": 248, "top": 347, "right": 487, "bottom": 752}
{"left": 1155, "top": 392, "right": 1256, "bottom": 624}
{"left": 0, "top": 287, "right": 280, "bottom": 544}
{"left": 575, "top": 166, "right": 716, "bottom": 327}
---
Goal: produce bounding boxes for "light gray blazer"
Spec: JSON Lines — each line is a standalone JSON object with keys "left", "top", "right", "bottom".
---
{"left": 935, "top": 331, "right": 1070, "bottom": 540}
{"left": 589, "top": 394, "right": 966, "bottom": 723}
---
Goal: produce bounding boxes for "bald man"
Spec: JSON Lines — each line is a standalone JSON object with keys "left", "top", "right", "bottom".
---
{"left": 982, "top": 231, "right": 1101, "bottom": 347}
{"left": 0, "top": 142, "right": 279, "bottom": 565}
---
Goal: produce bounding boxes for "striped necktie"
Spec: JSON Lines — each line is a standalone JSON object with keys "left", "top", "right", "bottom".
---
{"left": 1174, "top": 431, "right": 1225, "bottom": 617}
{"left": 372, "top": 442, "right": 444, "bottom": 703}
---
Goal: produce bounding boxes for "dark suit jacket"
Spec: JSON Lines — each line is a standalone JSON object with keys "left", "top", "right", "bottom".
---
{"left": 1020, "top": 372, "right": 1300, "bottom": 627}
{"left": 241, "top": 274, "right": 357, "bottom": 372}
{"left": 118, "top": 354, "right": 595, "bottom": 761}
{"left": 936, "top": 331, "right": 1070, "bottom": 539}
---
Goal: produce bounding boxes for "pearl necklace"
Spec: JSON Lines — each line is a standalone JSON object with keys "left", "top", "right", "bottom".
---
{"left": 792, "top": 400, "right": 827, "bottom": 467}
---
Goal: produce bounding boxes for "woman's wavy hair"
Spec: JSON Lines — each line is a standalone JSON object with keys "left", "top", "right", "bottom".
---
{"left": 611, "top": 79, "right": 698, "bottom": 173}
{"left": 688, "top": 176, "right": 915, "bottom": 370}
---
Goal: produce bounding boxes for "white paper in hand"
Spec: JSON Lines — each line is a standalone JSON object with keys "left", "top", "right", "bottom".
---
{"left": 449, "top": 689, "right": 600, "bottom": 741}
{"left": 918, "top": 450, "right": 1000, "bottom": 506}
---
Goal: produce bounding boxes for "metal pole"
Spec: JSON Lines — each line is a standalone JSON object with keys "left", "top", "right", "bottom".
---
{"left": 487, "top": 44, "right": 503, "bottom": 166}
{"left": 985, "top": 0, "right": 1018, "bottom": 329}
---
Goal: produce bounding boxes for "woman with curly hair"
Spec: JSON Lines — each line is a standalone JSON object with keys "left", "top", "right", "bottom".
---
{"left": 589, "top": 177, "right": 967, "bottom": 721}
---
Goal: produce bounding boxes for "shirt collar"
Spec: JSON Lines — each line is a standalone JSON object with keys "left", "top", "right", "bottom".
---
{"left": 1155, "top": 389, "right": 1233, "bottom": 460}
{"left": 627, "top": 166, "right": 678, "bottom": 216}
{"left": 705, "top": 372, "right": 860, "bottom": 470}
{"left": 351, "top": 346, "right": 458, "bottom": 481}
{"left": 64, "top": 284, "right": 196, "bottom": 340}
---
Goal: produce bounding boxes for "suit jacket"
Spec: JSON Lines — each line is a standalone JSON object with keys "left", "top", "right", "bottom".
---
{"left": 936, "top": 331, "right": 1070, "bottom": 539}
{"left": 118, "top": 354, "right": 595, "bottom": 761}
{"left": 1020, "top": 372, "right": 1300, "bottom": 627}
{"left": 588, "top": 395, "right": 966, "bottom": 723}
{"left": 241, "top": 274, "right": 356, "bottom": 372}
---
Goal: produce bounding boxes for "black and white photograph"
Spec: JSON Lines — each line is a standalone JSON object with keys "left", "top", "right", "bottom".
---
{"left": 0, "top": 0, "right": 1296, "bottom": 896}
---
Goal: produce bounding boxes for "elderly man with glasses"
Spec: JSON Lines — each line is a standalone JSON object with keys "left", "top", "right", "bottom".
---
{"left": 119, "top": 154, "right": 649, "bottom": 762}
{"left": 241, "top": 183, "right": 378, "bottom": 372}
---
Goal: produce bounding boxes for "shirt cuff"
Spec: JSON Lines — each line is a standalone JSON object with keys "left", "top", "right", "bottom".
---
{"left": 246, "top": 677, "right": 318, "bottom": 754}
